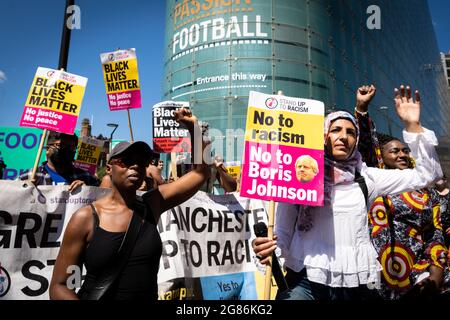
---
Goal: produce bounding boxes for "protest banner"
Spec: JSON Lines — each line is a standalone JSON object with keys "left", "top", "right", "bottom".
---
{"left": 152, "top": 100, "right": 191, "bottom": 153}
{"left": 100, "top": 48, "right": 141, "bottom": 111}
{"left": 156, "top": 191, "right": 268, "bottom": 300}
{"left": 0, "top": 181, "right": 109, "bottom": 300}
{"left": 240, "top": 91, "right": 325, "bottom": 206}
{"left": 19, "top": 68, "right": 87, "bottom": 135}
{"left": 0, "top": 181, "right": 269, "bottom": 300}
{"left": 0, "top": 127, "right": 47, "bottom": 180}
{"left": 74, "top": 136, "right": 104, "bottom": 175}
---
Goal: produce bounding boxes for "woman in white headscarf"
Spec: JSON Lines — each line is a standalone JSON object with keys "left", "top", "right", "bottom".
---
{"left": 252, "top": 86, "right": 443, "bottom": 300}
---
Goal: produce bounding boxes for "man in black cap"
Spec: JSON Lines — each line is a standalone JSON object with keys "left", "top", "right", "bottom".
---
{"left": 19, "top": 131, "right": 99, "bottom": 191}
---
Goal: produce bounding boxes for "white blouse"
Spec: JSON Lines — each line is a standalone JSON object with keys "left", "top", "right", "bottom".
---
{"left": 275, "top": 128, "right": 443, "bottom": 288}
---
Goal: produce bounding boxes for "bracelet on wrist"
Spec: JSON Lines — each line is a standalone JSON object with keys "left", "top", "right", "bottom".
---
{"left": 355, "top": 107, "right": 368, "bottom": 116}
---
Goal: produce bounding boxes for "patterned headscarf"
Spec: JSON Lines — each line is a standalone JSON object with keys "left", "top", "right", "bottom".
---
{"left": 323, "top": 111, "right": 363, "bottom": 198}
{"left": 297, "top": 111, "right": 363, "bottom": 231}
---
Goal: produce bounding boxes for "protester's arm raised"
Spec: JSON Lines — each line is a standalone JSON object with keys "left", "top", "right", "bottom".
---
{"left": 355, "top": 84, "right": 376, "bottom": 113}
{"left": 49, "top": 206, "right": 92, "bottom": 300}
{"left": 368, "top": 86, "right": 442, "bottom": 198}
{"left": 143, "top": 108, "right": 210, "bottom": 221}
{"left": 394, "top": 85, "right": 423, "bottom": 133}
{"left": 354, "top": 84, "right": 380, "bottom": 167}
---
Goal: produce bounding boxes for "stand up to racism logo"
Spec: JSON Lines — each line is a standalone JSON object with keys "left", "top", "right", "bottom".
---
{"left": 0, "top": 264, "right": 11, "bottom": 297}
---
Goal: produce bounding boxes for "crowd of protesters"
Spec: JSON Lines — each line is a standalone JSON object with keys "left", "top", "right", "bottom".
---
{"left": 2, "top": 83, "right": 449, "bottom": 301}
{"left": 253, "top": 84, "right": 449, "bottom": 300}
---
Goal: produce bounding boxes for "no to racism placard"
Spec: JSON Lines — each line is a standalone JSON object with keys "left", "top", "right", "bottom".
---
{"left": 240, "top": 91, "right": 325, "bottom": 206}
{"left": 100, "top": 48, "right": 141, "bottom": 111}
{"left": 19, "top": 68, "right": 87, "bottom": 134}
{"left": 153, "top": 101, "right": 191, "bottom": 153}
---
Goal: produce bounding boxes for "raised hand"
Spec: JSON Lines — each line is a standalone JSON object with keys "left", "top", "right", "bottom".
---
{"left": 214, "top": 155, "right": 224, "bottom": 169}
{"left": 356, "top": 84, "right": 376, "bottom": 112}
{"left": 394, "top": 85, "right": 422, "bottom": 133}
{"left": 174, "top": 108, "right": 198, "bottom": 130}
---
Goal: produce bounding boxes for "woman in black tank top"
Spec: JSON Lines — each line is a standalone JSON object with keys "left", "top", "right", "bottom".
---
{"left": 49, "top": 109, "right": 211, "bottom": 300}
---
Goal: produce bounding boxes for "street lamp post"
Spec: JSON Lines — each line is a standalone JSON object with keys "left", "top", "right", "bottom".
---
{"left": 107, "top": 123, "right": 119, "bottom": 154}
{"left": 379, "top": 106, "right": 392, "bottom": 136}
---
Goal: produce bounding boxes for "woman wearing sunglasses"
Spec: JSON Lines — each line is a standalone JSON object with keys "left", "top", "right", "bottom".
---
{"left": 49, "top": 108, "right": 210, "bottom": 300}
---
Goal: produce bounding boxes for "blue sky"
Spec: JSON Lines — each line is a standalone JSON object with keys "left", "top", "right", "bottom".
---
{"left": 0, "top": 0, "right": 448, "bottom": 145}
{"left": 428, "top": 0, "right": 450, "bottom": 53}
{"left": 0, "top": 0, "right": 166, "bottom": 144}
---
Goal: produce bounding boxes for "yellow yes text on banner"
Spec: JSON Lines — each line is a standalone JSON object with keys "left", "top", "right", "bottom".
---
{"left": 19, "top": 67, "right": 87, "bottom": 135}
{"left": 244, "top": 107, "right": 323, "bottom": 150}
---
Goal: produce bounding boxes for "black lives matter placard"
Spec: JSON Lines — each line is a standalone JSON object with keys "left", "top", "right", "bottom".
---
{"left": 100, "top": 48, "right": 141, "bottom": 111}
{"left": 19, "top": 68, "right": 87, "bottom": 134}
{"left": 152, "top": 101, "right": 190, "bottom": 153}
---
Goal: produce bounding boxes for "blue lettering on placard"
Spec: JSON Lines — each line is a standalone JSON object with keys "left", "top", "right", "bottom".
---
{"left": 22, "top": 133, "right": 39, "bottom": 149}
{"left": 4, "top": 168, "right": 30, "bottom": 180}
{"left": 0, "top": 131, "right": 41, "bottom": 149}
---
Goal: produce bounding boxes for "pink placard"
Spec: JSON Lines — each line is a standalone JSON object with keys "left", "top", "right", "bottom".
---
{"left": 240, "top": 141, "right": 324, "bottom": 206}
{"left": 107, "top": 89, "right": 141, "bottom": 111}
{"left": 74, "top": 161, "right": 96, "bottom": 175}
{"left": 19, "top": 106, "right": 78, "bottom": 135}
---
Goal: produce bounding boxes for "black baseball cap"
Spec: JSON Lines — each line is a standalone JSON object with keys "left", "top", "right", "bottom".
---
{"left": 108, "top": 141, "right": 156, "bottom": 163}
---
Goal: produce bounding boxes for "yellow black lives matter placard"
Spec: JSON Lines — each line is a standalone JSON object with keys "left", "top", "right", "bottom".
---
{"left": 19, "top": 67, "right": 87, "bottom": 134}
{"left": 100, "top": 48, "right": 141, "bottom": 111}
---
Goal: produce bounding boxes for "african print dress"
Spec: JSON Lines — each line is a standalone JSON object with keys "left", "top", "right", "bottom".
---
{"left": 369, "top": 188, "right": 447, "bottom": 299}
{"left": 437, "top": 192, "right": 450, "bottom": 295}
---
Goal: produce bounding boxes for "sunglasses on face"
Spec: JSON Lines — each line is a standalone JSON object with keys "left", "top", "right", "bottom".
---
{"left": 109, "top": 156, "right": 150, "bottom": 168}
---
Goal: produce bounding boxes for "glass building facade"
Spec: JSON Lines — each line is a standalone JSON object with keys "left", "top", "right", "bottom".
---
{"left": 442, "top": 51, "right": 450, "bottom": 90}
{"left": 163, "top": 0, "right": 450, "bottom": 169}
